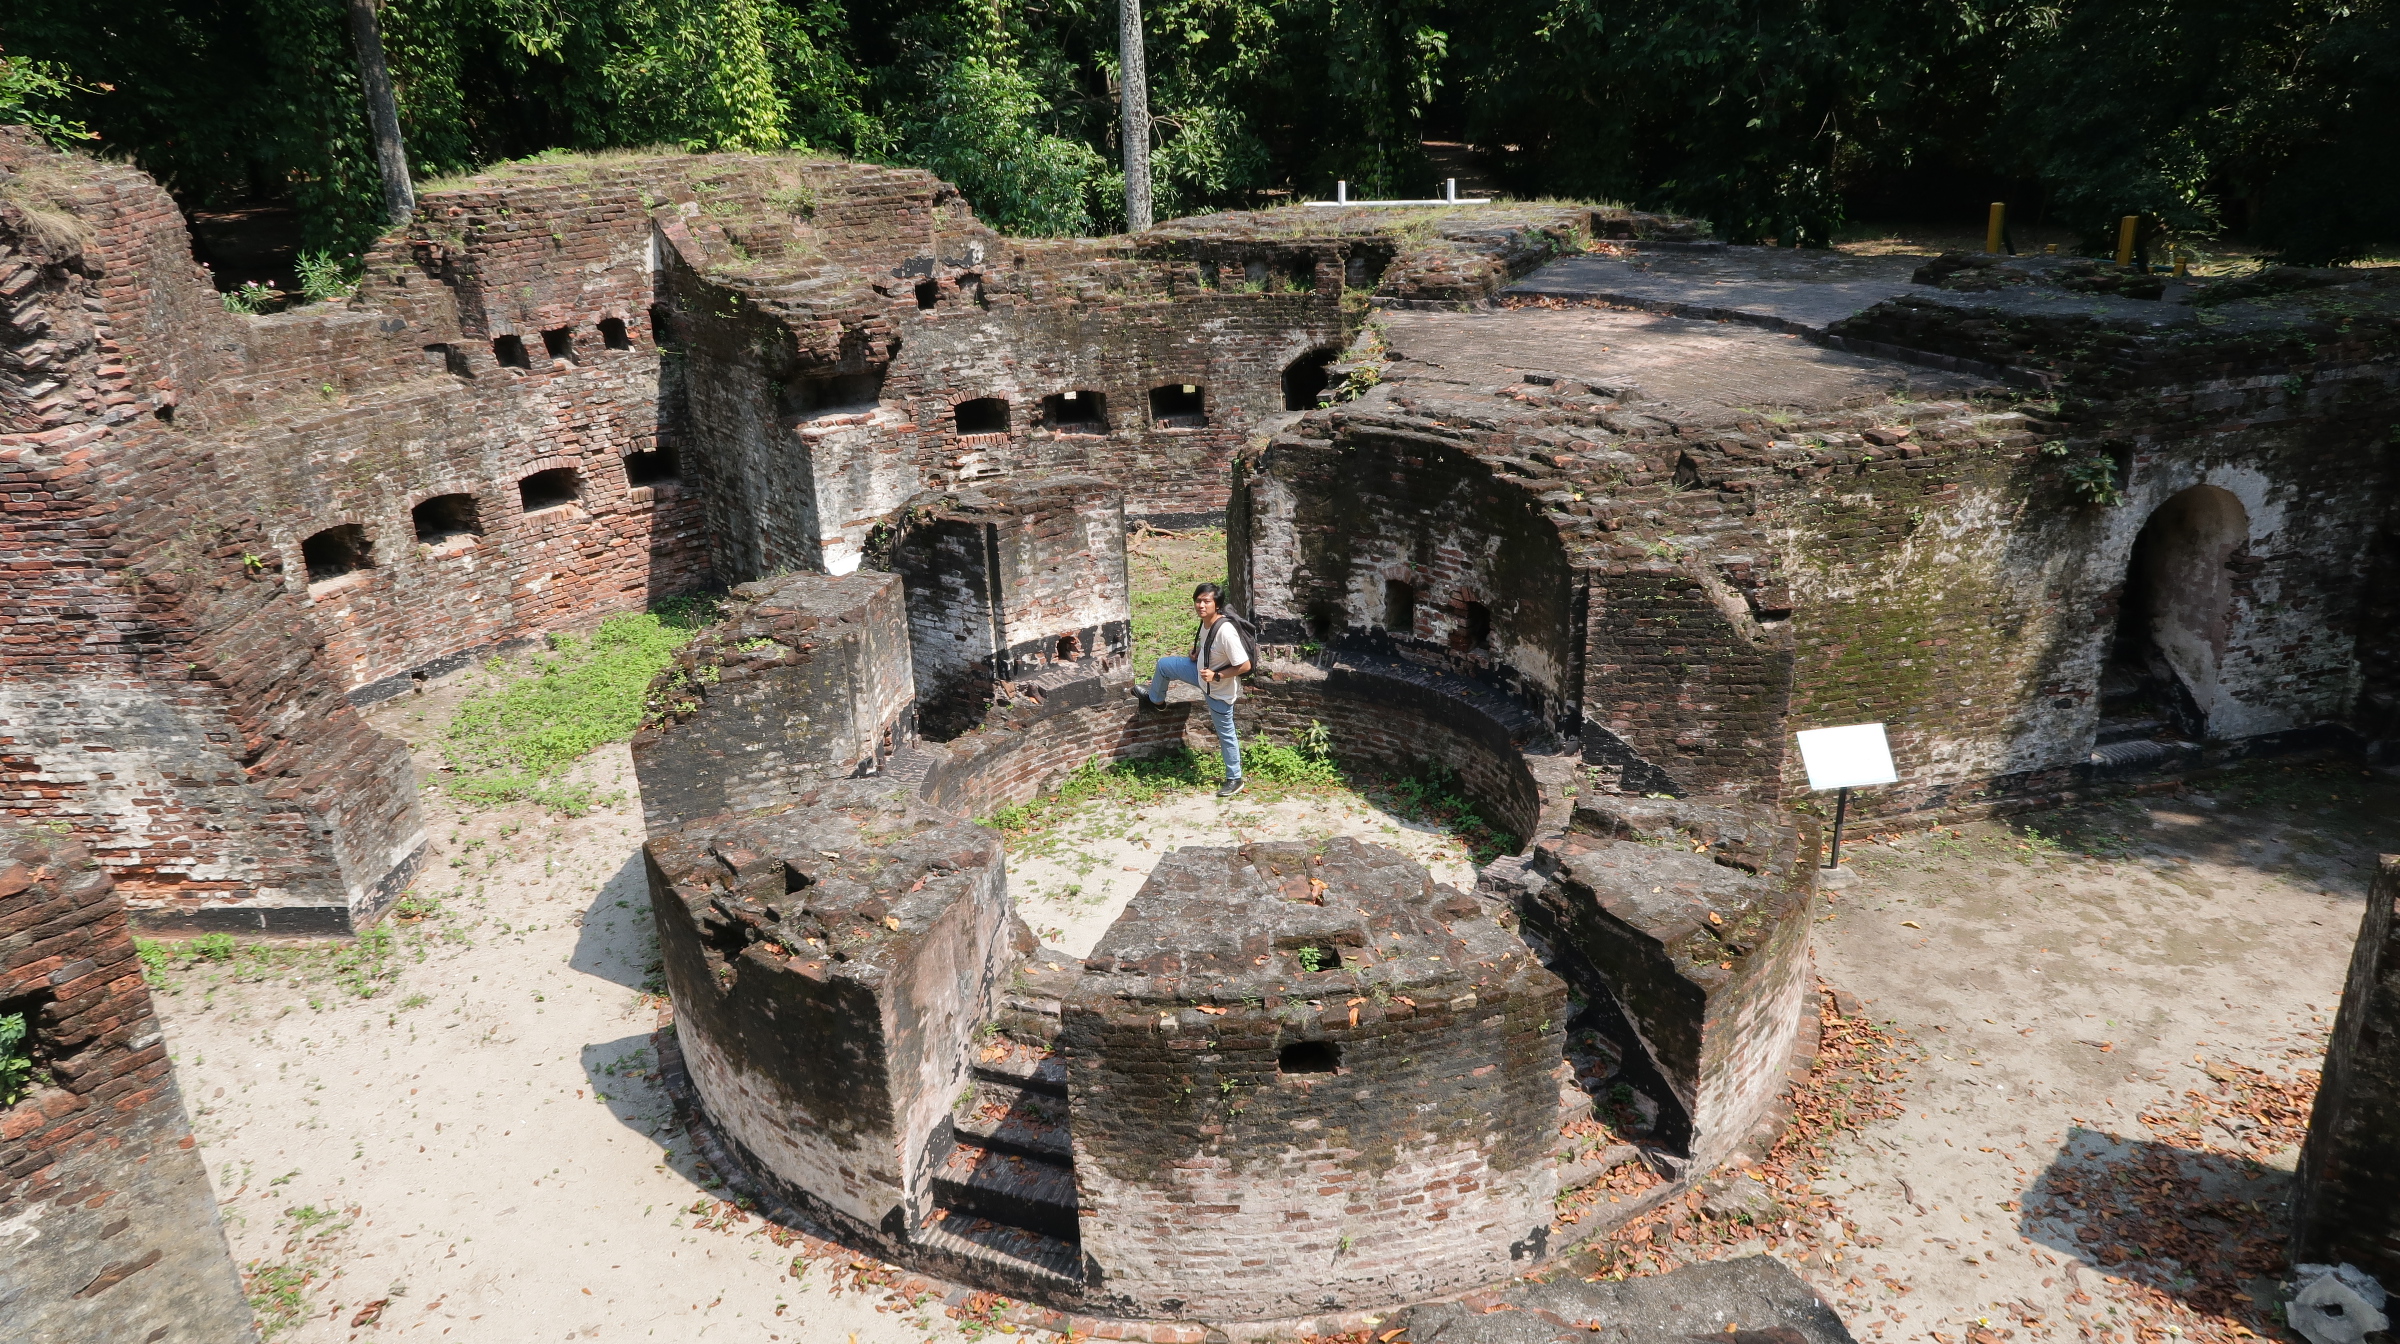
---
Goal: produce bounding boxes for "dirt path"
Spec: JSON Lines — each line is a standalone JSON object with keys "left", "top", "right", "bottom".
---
{"left": 1781, "top": 766, "right": 2395, "bottom": 1344}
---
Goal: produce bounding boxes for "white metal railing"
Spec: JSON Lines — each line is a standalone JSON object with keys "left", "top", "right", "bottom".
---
{"left": 1307, "top": 178, "right": 1491, "bottom": 207}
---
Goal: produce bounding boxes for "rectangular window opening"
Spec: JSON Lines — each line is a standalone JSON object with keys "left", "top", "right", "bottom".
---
{"left": 412, "top": 494, "right": 482, "bottom": 546}
{"left": 598, "top": 318, "right": 632, "bottom": 350}
{"left": 624, "top": 447, "right": 679, "bottom": 487}
{"left": 1384, "top": 580, "right": 1416, "bottom": 635}
{"left": 1149, "top": 384, "right": 1207, "bottom": 430}
{"left": 541, "top": 327, "right": 578, "bottom": 365}
{"left": 492, "top": 335, "right": 530, "bottom": 370}
{"left": 302, "top": 524, "right": 374, "bottom": 585}
{"left": 518, "top": 468, "right": 582, "bottom": 514}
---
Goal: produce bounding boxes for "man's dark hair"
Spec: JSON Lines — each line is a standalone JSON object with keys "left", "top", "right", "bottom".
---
{"left": 1192, "top": 582, "right": 1228, "bottom": 605}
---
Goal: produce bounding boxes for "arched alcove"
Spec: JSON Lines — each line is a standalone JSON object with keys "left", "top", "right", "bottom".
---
{"left": 2101, "top": 484, "right": 2249, "bottom": 741}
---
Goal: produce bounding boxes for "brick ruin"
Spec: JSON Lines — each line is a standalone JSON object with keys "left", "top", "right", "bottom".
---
{"left": 5, "top": 122, "right": 2400, "bottom": 1331}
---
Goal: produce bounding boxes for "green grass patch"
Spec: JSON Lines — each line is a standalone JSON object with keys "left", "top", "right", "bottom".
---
{"left": 135, "top": 899, "right": 465, "bottom": 1005}
{"left": 439, "top": 595, "right": 721, "bottom": 814}
{"left": 1127, "top": 526, "right": 1225, "bottom": 680}
{"left": 0, "top": 1010, "right": 35, "bottom": 1107}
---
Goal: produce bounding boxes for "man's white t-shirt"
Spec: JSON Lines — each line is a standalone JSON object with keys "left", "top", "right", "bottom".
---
{"left": 1195, "top": 618, "right": 1248, "bottom": 702}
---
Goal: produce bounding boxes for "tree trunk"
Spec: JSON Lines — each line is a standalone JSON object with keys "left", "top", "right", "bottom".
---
{"left": 1118, "top": 0, "right": 1153, "bottom": 233}
{"left": 347, "top": 0, "right": 415, "bottom": 225}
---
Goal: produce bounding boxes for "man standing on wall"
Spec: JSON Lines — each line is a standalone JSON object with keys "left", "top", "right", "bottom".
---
{"left": 1134, "top": 583, "right": 1253, "bottom": 796}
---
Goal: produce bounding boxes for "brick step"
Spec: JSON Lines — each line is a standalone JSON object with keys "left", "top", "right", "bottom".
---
{"left": 930, "top": 1139, "right": 1082, "bottom": 1239}
{"left": 969, "top": 1036, "right": 1068, "bottom": 1095}
{"left": 955, "top": 1076, "right": 1072, "bottom": 1161}
{"left": 2095, "top": 715, "right": 2168, "bottom": 745}
{"left": 912, "top": 1214, "right": 1083, "bottom": 1295}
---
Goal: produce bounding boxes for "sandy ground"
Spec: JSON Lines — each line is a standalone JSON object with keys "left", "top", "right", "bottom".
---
{"left": 1786, "top": 766, "right": 2398, "bottom": 1343}
{"left": 147, "top": 655, "right": 2398, "bottom": 1343}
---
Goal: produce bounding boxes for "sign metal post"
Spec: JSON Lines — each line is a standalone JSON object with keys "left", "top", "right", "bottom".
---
{"left": 1795, "top": 723, "right": 1897, "bottom": 871}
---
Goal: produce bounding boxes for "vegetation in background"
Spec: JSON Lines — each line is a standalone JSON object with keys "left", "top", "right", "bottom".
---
{"left": 7, "top": 1, "right": 2395, "bottom": 260}
{"left": 0, "top": 1010, "right": 36, "bottom": 1106}
{"left": 439, "top": 595, "right": 720, "bottom": 814}
{"left": 133, "top": 907, "right": 464, "bottom": 1005}
{"left": 1127, "top": 525, "right": 1225, "bottom": 681}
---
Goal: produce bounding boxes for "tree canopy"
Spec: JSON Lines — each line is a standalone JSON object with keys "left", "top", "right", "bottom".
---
{"left": 2, "top": 0, "right": 2392, "bottom": 261}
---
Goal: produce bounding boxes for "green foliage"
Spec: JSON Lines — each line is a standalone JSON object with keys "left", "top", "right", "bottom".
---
{"left": 1376, "top": 759, "right": 1517, "bottom": 863}
{"left": 221, "top": 281, "right": 277, "bottom": 314}
{"left": 294, "top": 250, "right": 360, "bottom": 302}
{"left": 0, "top": 46, "right": 99, "bottom": 147}
{"left": 0, "top": 1010, "right": 34, "bottom": 1107}
{"left": 1127, "top": 526, "right": 1225, "bottom": 680}
{"left": 440, "top": 595, "right": 720, "bottom": 813}
{"left": 6, "top": 0, "right": 2392, "bottom": 260}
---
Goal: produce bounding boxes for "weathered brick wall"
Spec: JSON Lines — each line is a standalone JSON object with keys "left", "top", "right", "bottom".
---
{"left": 2291, "top": 854, "right": 2400, "bottom": 1280}
{"left": 1, "top": 132, "right": 426, "bottom": 932}
{"left": 1232, "top": 420, "right": 1586, "bottom": 731}
{"left": 1063, "top": 839, "right": 1566, "bottom": 1320}
{"left": 1584, "top": 563, "right": 1795, "bottom": 799}
{"left": 877, "top": 476, "right": 1130, "bottom": 731}
{"left": 0, "top": 823, "right": 255, "bottom": 1341}
{"left": 629, "top": 572, "right": 915, "bottom": 836}
{"left": 1518, "top": 797, "right": 1816, "bottom": 1170}
{"left": 644, "top": 782, "right": 1012, "bottom": 1242}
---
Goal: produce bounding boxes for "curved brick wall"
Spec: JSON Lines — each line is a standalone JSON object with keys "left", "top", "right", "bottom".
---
{"left": 1064, "top": 837, "right": 1567, "bottom": 1320}
{"left": 645, "top": 781, "right": 1012, "bottom": 1243}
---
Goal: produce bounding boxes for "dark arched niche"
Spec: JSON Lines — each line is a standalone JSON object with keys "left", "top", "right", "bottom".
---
{"left": 2104, "top": 483, "right": 2249, "bottom": 739}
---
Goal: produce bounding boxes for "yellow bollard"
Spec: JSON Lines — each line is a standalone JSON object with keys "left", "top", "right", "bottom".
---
{"left": 2045, "top": 243, "right": 2059, "bottom": 255}
{"left": 1986, "top": 202, "right": 2006, "bottom": 255}
{"left": 2173, "top": 247, "right": 2189, "bottom": 277}
{"left": 2116, "top": 215, "right": 2139, "bottom": 266}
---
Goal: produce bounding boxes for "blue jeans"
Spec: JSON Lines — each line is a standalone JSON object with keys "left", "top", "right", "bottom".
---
{"left": 1147, "top": 656, "right": 1241, "bottom": 780}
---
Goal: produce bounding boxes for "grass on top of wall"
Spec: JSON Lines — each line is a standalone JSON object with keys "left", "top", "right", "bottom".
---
{"left": 1128, "top": 525, "right": 1227, "bottom": 680}
{"left": 438, "top": 595, "right": 722, "bottom": 814}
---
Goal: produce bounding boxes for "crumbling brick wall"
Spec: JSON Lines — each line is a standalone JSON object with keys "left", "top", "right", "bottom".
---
{"left": 630, "top": 572, "right": 915, "bottom": 836}
{"left": 1517, "top": 797, "right": 1817, "bottom": 1170}
{"left": 1, "top": 131, "right": 426, "bottom": 932}
{"left": 875, "top": 475, "right": 1130, "bottom": 733}
{"left": 2291, "top": 854, "right": 2400, "bottom": 1280}
{"left": 0, "top": 822, "right": 255, "bottom": 1341}
{"left": 1063, "top": 838, "right": 1566, "bottom": 1320}
{"left": 645, "top": 782, "right": 1013, "bottom": 1244}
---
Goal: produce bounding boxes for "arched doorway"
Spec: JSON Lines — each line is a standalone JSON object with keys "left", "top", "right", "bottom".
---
{"left": 2099, "top": 484, "right": 2249, "bottom": 744}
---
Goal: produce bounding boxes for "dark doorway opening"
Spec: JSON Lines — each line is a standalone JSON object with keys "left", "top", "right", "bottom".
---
{"left": 302, "top": 524, "right": 373, "bottom": 584}
{"left": 1282, "top": 349, "right": 1337, "bottom": 411}
{"left": 1463, "top": 600, "right": 1493, "bottom": 650}
{"left": 1384, "top": 580, "right": 1416, "bottom": 635}
{"left": 2100, "top": 484, "right": 2248, "bottom": 746}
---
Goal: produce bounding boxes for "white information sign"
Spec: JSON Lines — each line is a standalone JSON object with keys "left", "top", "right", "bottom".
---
{"left": 1795, "top": 723, "right": 1897, "bottom": 792}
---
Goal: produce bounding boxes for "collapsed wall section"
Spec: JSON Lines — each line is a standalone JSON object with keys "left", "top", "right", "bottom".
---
{"left": 1063, "top": 838, "right": 1566, "bottom": 1320}
{"left": 1515, "top": 797, "right": 1816, "bottom": 1171}
{"left": 0, "top": 823, "right": 255, "bottom": 1341}
{"left": 877, "top": 475, "right": 1130, "bottom": 732}
{"left": 644, "top": 782, "right": 1014, "bottom": 1243}
{"left": 629, "top": 572, "right": 915, "bottom": 835}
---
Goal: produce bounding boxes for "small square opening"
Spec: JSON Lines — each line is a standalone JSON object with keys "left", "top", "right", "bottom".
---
{"left": 954, "top": 397, "right": 1010, "bottom": 435}
{"left": 412, "top": 494, "right": 481, "bottom": 546}
{"left": 915, "top": 278, "right": 940, "bottom": 309}
{"left": 541, "top": 327, "right": 578, "bottom": 364}
{"left": 301, "top": 524, "right": 373, "bottom": 584}
{"left": 1042, "top": 390, "right": 1108, "bottom": 433}
{"left": 1463, "top": 600, "right": 1492, "bottom": 649}
{"left": 598, "top": 318, "right": 632, "bottom": 350}
{"left": 1149, "top": 384, "right": 1207, "bottom": 429}
{"left": 518, "top": 468, "right": 581, "bottom": 514}
{"left": 1384, "top": 580, "right": 1416, "bottom": 635}
{"left": 1277, "top": 1040, "right": 1340, "bottom": 1075}
{"left": 782, "top": 371, "right": 883, "bottom": 420}
{"left": 492, "top": 335, "right": 530, "bottom": 370}
{"left": 624, "top": 447, "right": 679, "bottom": 486}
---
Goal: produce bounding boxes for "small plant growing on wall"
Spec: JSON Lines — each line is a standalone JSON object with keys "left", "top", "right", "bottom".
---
{"left": 0, "top": 1010, "right": 39, "bottom": 1106}
{"left": 2040, "top": 440, "right": 2128, "bottom": 508}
